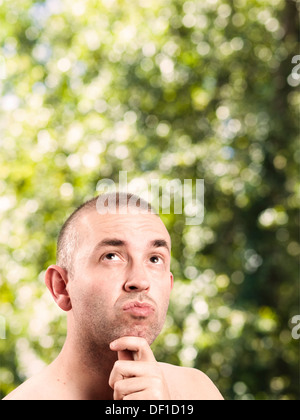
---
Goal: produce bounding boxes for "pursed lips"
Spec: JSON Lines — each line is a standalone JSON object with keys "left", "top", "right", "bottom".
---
{"left": 122, "top": 301, "right": 155, "bottom": 317}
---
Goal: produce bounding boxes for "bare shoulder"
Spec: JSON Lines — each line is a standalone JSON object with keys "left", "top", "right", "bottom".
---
{"left": 2, "top": 374, "right": 46, "bottom": 400}
{"left": 2, "top": 367, "right": 63, "bottom": 401}
{"left": 159, "top": 362, "right": 224, "bottom": 400}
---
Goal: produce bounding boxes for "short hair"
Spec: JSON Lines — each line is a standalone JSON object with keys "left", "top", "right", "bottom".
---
{"left": 57, "top": 192, "right": 155, "bottom": 275}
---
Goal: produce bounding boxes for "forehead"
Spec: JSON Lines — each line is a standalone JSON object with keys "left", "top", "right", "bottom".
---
{"left": 77, "top": 209, "right": 171, "bottom": 251}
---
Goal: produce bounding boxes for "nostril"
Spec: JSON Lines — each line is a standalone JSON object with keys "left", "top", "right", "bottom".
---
{"left": 124, "top": 275, "right": 150, "bottom": 292}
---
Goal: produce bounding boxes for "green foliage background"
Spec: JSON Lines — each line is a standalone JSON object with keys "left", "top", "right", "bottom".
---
{"left": 0, "top": 0, "right": 299, "bottom": 400}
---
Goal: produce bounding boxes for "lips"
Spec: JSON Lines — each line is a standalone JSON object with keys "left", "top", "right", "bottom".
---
{"left": 122, "top": 301, "right": 155, "bottom": 317}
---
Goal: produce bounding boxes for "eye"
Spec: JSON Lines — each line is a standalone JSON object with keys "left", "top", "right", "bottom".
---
{"left": 103, "top": 253, "right": 121, "bottom": 261}
{"left": 149, "top": 255, "right": 163, "bottom": 264}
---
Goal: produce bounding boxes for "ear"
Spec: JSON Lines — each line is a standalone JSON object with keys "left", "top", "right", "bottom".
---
{"left": 45, "top": 265, "right": 72, "bottom": 312}
{"left": 170, "top": 272, "right": 174, "bottom": 290}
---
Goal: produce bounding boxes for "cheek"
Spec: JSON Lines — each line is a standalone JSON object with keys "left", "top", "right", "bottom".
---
{"left": 70, "top": 271, "right": 120, "bottom": 310}
{"left": 154, "top": 280, "right": 172, "bottom": 311}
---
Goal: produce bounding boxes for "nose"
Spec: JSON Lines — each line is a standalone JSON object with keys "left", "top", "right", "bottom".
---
{"left": 124, "top": 262, "right": 150, "bottom": 293}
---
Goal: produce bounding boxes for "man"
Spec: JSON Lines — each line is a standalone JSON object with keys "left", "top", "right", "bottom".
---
{"left": 4, "top": 193, "right": 223, "bottom": 400}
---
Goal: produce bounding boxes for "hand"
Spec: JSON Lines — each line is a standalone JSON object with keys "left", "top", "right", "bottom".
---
{"left": 109, "top": 336, "right": 171, "bottom": 400}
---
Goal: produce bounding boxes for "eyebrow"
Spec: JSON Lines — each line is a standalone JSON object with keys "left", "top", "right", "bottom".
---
{"left": 92, "top": 238, "right": 170, "bottom": 254}
{"left": 150, "top": 239, "right": 170, "bottom": 252}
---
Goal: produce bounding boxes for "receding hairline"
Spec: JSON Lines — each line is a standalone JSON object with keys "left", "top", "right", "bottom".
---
{"left": 56, "top": 192, "right": 161, "bottom": 272}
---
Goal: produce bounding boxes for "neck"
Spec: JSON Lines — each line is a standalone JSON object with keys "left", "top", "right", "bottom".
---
{"left": 50, "top": 332, "right": 117, "bottom": 400}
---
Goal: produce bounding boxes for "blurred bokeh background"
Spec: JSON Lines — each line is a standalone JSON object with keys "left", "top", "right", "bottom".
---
{"left": 0, "top": 0, "right": 299, "bottom": 400}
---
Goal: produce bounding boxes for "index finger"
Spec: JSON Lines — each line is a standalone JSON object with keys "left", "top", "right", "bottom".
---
{"left": 110, "top": 336, "right": 156, "bottom": 362}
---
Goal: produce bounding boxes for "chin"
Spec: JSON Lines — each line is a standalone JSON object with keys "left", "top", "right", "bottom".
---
{"left": 118, "top": 326, "right": 160, "bottom": 345}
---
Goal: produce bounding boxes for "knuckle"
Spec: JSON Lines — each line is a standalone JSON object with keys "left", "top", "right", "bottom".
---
{"left": 113, "top": 380, "right": 123, "bottom": 400}
{"left": 114, "top": 360, "right": 121, "bottom": 368}
{"left": 114, "top": 360, "right": 123, "bottom": 371}
{"left": 108, "top": 374, "right": 115, "bottom": 389}
{"left": 114, "top": 380, "right": 122, "bottom": 392}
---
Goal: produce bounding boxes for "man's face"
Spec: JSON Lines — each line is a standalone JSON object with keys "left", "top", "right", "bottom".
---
{"left": 67, "top": 209, "right": 173, "bottom": 350}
